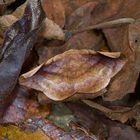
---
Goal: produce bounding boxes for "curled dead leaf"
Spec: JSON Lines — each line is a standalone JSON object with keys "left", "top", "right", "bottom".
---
{"left": 20, "top": 49, "right": 126, "bottom": 101}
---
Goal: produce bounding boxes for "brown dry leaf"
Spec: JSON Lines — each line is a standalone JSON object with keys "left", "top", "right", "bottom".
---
{"left": 131, "top": 103, "right": 140, "bottom": 129}
{"left": 103, "top": 21, "right": 140, "bottom": 101}
{"left": 129, "top": 19, "right": 140, "bottom": 70}
{"left": 20, "top": 49, "right": 126, "bottom": 101}
{"left": 67, "top": 102, "right": 140, "bottom": 140}
{"left": 42, "top": 0, "right": 65, "bottom": 28}
{"left": 98, "top": 51, "right": 121, "bottom": 58}
{"left": 37, "top": 89, "right": 106, "bottom": 105}
{"left": 61, "top": 0, "right": 94, "bottom": 18}
{"left": 83, "top": 100, "right": 131, "bottom": 123}
{"left": 0, "top": 2, "right": 26, "bottom": 46}
{"left": 0, "top": 15, "right": 17, "bottom": 43}
{"left": 0, "top": 37, "right": 3, "bottom": 46}
{"left": 16, "top": 2, "right": 65, "bottom": 41}
{"left": 40, "top": 18, "right": 65, "bottom": 40}
{"left": 0, "top": 14, "right": 17, "bottom": 30}
{"left": 83, "top": 100, "right": 140, "bottom": 130}
{"left": 37, "top": 31, "right": 104, "bottom": 64}
{"left": 65, "top": 0, "right": 140, "bottom": 101}
{"left": 1, "top": 1, "right": 65, "bottom": 42}
{"left": 0, "top": 1, "right": 26, "bottom": 46}
{"left": 66, "top": 0, "right": 140, "bottom": 30}
{"left": 65, "top": 1, "right": 99, "bottom": 30}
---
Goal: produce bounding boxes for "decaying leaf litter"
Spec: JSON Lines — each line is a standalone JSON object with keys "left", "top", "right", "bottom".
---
{"left": 0, "top": 0, "right": 140, "bottom": 139}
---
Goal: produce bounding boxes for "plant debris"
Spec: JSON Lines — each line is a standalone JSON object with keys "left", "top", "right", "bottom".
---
{"left": 0, "top": 0, "right": 140, "bottom": 139}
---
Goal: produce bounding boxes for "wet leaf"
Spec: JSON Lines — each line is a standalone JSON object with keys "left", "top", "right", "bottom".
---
{"left": 20, "top": 49, "right": 126, "bottom": 101}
